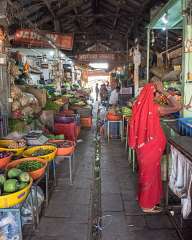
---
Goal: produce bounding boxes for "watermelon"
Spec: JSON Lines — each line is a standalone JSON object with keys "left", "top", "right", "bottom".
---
{"left": 8, "top": 168, "right": 22, "bottom": 179}
{"left": 18, "top": 172, "right": 30, "bottom": 183}
{"left": 0, "top": 174, "right": 5, "bottom": 186}
{"left": 4, "top": 179, "right": 19, "bottom": 193}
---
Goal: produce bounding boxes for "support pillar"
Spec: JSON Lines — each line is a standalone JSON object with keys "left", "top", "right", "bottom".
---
{"left": 133, "top": 43, "right": 141, "bottom": 97}
{"left": 0, "top": 0, "right": 9, "bottom": 137}
{"left": 146, "top": 27, "right": 151, "bottom": 82}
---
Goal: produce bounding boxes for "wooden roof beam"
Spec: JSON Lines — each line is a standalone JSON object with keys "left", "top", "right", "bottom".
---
{"left": 42, "top": 0, "right": 55, "bottom": 18}
{"left": 73, "top": 6, "right": 83, "bottom": 31}
{"left": 7, "top": 0, "right": 37, "bottom": 28}
{"left": 42, "top": 0, "right": 61, "bottom": 31}
{"left": 125, "top": 0, "right": 142, "bottom": 8}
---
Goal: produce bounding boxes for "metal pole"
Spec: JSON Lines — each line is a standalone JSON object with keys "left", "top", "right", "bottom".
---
{"left": 165, "top": 28, "right": 169, "bottom": 69}
{"left": 146, "top": 27, "right": 151, "bottom": 82}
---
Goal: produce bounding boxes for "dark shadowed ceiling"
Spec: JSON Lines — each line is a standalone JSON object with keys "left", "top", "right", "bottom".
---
{"left": 7, "top": 0, "right": 182, "bottom": 55}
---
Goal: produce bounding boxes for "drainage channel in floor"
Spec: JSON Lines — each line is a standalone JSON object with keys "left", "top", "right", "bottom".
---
{"left": 90, "top": 112, "right": 102, "bottom": 240}
{"left": 90, "top": 108, "right": 113, "bottom": 240}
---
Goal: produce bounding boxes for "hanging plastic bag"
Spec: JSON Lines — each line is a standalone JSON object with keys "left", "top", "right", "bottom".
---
{"left": 173, "top": 151, "right": 185, "bottom": 197}
{"left": 21, "top": 186, "right": 44, "bottom": 225}
{"left": 169, "top": 146, "right": 178, "bottom": 191}
{"left": 181, "top": 174, "right": 192, "bottom": 219}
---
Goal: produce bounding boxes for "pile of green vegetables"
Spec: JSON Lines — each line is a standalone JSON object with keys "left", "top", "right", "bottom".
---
{"left": 44, "top": 100, "right": 60, "bottom": 111}
{"left": 17, "top": 160, "right": 44, "bottom": 172}
{"left": 121, "top": 107, "right": 132, "bottom": 116}
{"left": 0, "top": 168, "right": 30, "bottom": 195}
{"left": 32, "top": 149, "right": 53, "bottom": 157}
{"left": 69, "top": 98, "right": 80, "bottom": 105}
{"left": 63, "top": 93, "right": 74, "bottom": 98}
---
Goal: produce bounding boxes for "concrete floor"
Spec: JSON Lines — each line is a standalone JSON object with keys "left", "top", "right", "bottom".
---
{"left": 101, "top": 140, "right": 180, "bottom": 240}
{"left": 25, "top": 129, "right": 95, "bottom": 240}
{"left": 25, "top": 130, "right": 181, "bottom": 240}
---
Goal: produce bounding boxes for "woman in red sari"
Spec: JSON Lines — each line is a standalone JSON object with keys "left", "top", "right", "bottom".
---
{"left": 129, "top": 80, "right": 182, "bottom": 213}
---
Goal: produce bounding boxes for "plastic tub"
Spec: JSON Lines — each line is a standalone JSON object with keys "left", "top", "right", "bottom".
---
{"left": 48, "top": 140, "right": 75, "bottom": 156}
{"left": 0, "top": 140, "right": 26, "bottom": 156}
{"left": 0, "top": 178, "right": 33, "bottom": 208}
{"left": 54, "top": 114, "right": 75, "bottom": 124}
{"left": 6, "top": 158, "right": 47, "bottom": 180}
{"left": 0, "top": 152, "right": 13, "bottom": 169}
{"left": 107, "top": 113, "right": 122, "bottom": 121}
{"left": 23, "top": 145, "right": 57, "bottom": 162}
{"left": 60, "top": 110, "right": 74, "bottom": 116}
{"left": 178, "top": 118, "right": 192, "bottom": 136}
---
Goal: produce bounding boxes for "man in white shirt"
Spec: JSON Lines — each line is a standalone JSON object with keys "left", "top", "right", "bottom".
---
{"left": 109, "top": 86, "right": 120, "bottom": 106}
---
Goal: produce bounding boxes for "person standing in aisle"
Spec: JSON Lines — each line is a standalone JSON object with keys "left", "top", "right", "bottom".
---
{"left": 108, "top": 86, "right": 120, "bottom": 107}
{"left": 100, "top": 84, "right": 108, "bottom": 105}
{"left": 95, "top": 83, "right": 99, "bottom": 101}
{"left": 128, "top": 79, "right": 182, "bottom": 213}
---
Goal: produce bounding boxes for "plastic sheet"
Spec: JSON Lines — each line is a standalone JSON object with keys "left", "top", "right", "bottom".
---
{"left": 0, "top": 212, "right": 21, "bottom": 240}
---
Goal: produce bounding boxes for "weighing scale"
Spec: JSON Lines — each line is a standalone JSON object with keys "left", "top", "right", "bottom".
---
{"left": 25, "top": 131, "right": 48, "bottom": 146}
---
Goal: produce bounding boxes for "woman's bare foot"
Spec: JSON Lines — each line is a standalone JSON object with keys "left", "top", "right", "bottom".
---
{"left": 142, "top": 206, "right": 163, "bottom": 213}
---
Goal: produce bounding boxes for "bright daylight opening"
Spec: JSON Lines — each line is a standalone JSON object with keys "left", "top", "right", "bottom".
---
{"left": 89, "top": 62, "right": 109, "bottom": 69}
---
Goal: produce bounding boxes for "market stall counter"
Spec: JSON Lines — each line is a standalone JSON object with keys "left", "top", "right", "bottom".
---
{"left": 162, "top": 121, "right": 192, "bottom": 240}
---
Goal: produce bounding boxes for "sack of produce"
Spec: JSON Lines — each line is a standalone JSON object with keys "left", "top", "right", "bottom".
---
{"left": 21, "top": 106, "right": 34, "bottom": 117}
{"left": 20, "top": 93, "right": 30, "bottom": 107}
{"left": 33, "top": 105, "right": 41, "bottom": 114}
{"left": 40, "top": 110, "right": 54, "bottom": 129}
{"left": 25, "top": 93, "right": 38, "bottom": 105}
{"left": 9, "top": 62, "right": 20, "bottom": 77}
{"left": 10, "top": 85, "right": 22, "bottom": 100}
{"left": 12, "top": 100, "right": 21, "bottom": 111}
{"left": 11, "top": 110, "right": 22, "bottom": 119}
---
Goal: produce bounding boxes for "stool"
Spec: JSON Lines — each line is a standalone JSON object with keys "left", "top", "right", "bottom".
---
{"left": 125, "top": 131, "right": 128, "bottom": 151}
{"left": 45, "top": 159, "right": 57, "bottom": 208}
{"left": 62, "top": 153, "right": 75, "bottom": 185}
{"left": 107, "top": 120, "right": 123, "bottom": 142}
{"left": 125, "top": 118, "right": 129, "bottom": 150}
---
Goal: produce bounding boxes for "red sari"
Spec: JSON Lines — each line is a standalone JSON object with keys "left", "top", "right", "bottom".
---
{"left": 128, "top": 84, "right": 166, "bottom": 208}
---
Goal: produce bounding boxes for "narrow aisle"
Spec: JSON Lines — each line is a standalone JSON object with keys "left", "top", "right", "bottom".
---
{"left": 101, "top": 141, "right": 180, "bottom": 240}
{"left": 26, "top": 130, "right": 94, "bottom": 240}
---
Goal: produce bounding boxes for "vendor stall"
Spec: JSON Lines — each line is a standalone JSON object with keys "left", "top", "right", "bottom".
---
{"left": 147, "top": 0, "right": 192, "bottom": 117}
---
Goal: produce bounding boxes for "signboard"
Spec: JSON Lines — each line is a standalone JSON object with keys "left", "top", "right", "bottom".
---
{"left": 14, "top": 29, "right": 73, "bottom": 50}
{"left": 77, "top": 53, "right": 116, "bottom": 62}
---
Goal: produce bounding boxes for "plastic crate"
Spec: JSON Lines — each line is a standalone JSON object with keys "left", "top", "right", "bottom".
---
{"left": 178, "top": 118, "right": 192, "bottom": 136}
